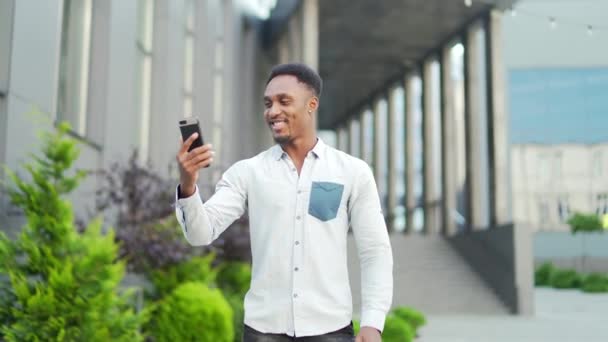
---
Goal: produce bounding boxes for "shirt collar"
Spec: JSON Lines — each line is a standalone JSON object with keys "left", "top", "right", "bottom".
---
{"left": 271, "top": 137, "right": 325, "bottom": 161}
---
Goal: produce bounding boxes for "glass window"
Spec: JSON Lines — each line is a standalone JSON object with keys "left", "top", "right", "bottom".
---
{"left": 136, "top": 0, "right": 155, "bottom": 162}
{"left": 349, "top": 118, "right": 360, "bottom": 158}
{"left": 362, "top": 109, "right": 374, "bottom": 165}
{"left": 183, "top": 0, "right": 195, "bottom": 117}
{"left": 337, "top": 126, "right": 349, "bottom": 152}
{"left": 411, "top": 76, "right": 424, "bottom": 232}
{"left": 392, "top": 86, "right": 406, "bottom": 231}
{"left": 450, "top": 42, "right": 469, "bottom": 232}
{"left": 56, "top": 0, "right": 93, "bottom": 136}
{"left": 375, "top": 99, "right": 388, "bottom": 211}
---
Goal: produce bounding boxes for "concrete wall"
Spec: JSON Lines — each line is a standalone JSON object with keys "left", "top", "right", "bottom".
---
{"left": 534, "top": 232, "right": 608, "bottom": 273}
{"left": 448, "top": 224, "right": 535, "bottom": 314}
{"left": 511, "top": 143, "right": 608, "bottom": 231}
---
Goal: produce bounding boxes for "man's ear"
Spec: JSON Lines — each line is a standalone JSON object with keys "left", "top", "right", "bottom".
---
{"left": 307, "top": 96, "right": 319, "bottom": 113}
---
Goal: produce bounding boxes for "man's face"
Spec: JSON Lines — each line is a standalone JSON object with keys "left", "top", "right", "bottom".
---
{"left": 264, "top": 75, "right": 317, "bottom": 144}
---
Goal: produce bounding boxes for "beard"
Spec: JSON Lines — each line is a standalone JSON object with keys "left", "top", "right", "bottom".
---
{"left": 273, "top": 134, "right": 291, "bottom": 144}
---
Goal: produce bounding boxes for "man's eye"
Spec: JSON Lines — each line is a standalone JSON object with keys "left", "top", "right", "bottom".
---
{"left": 264, "top": 102, "right": 271, "bottom": 108}
{"left": 281, "top": 100, "right": 290, "bottom": 105}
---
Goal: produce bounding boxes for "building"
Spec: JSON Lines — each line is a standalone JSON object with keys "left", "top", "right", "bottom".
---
{"left": 504, "top": 0, "right": 608, "bottom": 232}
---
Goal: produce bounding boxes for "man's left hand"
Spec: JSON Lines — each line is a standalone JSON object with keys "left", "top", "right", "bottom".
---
{"left": 355, "top": 326, "right": 381, "bottom": 342}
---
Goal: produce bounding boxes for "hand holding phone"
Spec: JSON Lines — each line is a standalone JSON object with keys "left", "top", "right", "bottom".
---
{"left": 177, "top": 117, "right": 213, "bottom": 197}
{"left": 179, "top": 117, "right": 204, "bottom": 152}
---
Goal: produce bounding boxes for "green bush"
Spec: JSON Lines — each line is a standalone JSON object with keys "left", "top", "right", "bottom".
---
{"left": 550, "top": 269, "right": 582, "bottom": 289}
{"left": 214, "top": 262, "right": 250, "bottom": 341}
{"left": 582, "top": 273, "right": 608, "bottom": 293}
{"left": 383, "top": 314, "right": 414, "bottom": 342}
{"left": 353, "top": 320, "right": 360, "bottom": 335}
{"left": 149, "top": 253, "right": 217, "bottom": 299}
{"left": 217, "top": 261, "right": 251, "bottom": 297}
{"left": 535, "top": 262, "right": 556, "bottom": 286}
{"left": 225, "top": 293, "right": 245, "bottom": 342}
{"left": 0, "top": 123, "right": 143, "bottom": 341}
{"left": 353, "top": 307, "right": 426, "bottom": 340}
{"left": 391, "top": 306, "right": 426, "bottom": 333}
{"left": 567, "top": 213, "right": 603, "bottom": 234}
{"left": 147, "top": 282, "right": 233, "bottom": 342}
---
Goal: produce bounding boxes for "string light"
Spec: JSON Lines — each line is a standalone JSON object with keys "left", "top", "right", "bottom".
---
{"left": 549, "top": 17, "right": 557, "bottom": 29}
{"left": 463, "top": 0, "right": 608, "bottom": 37}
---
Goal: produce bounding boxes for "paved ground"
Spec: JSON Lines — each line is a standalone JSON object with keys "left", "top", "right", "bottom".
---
{"left": 417, "top": 288, "right": 608, "bottom": 342}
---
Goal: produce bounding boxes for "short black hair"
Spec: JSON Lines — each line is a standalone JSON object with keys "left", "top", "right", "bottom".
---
{"left": 266, "top": 63, "right": 322, "bottom": 97}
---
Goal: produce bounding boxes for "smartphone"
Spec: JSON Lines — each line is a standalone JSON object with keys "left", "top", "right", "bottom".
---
{"left": 179, "top": 117, "right": 204, "bottom": 152}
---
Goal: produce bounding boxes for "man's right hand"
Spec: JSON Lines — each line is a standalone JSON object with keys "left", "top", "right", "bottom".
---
{"left": 176, "top": 133, "right": 214, "bottom": 198}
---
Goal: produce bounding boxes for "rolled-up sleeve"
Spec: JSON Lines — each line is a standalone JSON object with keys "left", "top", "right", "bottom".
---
{"left": 175, "top": 161, "right": 248, "bottom": 246}
{"left": 348, "top": 161, "right": 394, "bottom": 332}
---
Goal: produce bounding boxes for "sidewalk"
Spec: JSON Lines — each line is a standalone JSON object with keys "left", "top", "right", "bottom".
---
{"left": 417, "top": 288, "right": 608, "bottom": 342}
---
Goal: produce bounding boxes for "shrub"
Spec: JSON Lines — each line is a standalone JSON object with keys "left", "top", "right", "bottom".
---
{"left": 225, "top": 293, "right": 245, "bottom": 342}
{"left": 148, "top": 253, "right": 217, "bottom": 299}
{"left": 93, "top": 151, "right": 200, "bottom": 273}
{"left": 550, "top": 269, "right": 582, "bottom": 289}
{"left": 383, "top": 314, "right": 414, "bottom": 342}
{"left": 216, "top": 262, "right": 251, "bottom": 297}
{"left": 0, "top": 123, "right": 143, "bottom": 341}
{"left": 353, "top": 320, "right": 360, "bottom": 335}
{"left": 391, "top": 306, "right": 426, "bottom": 333}
{"left": 535, "top": 262, "right": 556, "bottom": 286}
{"left": 567, "top": 213, "right": 603, "bottom": 234}
{"left": 582, "top": 273, "right": 608, "bottom": 293}
{"left": 147, "top": 282, "right": 233, "bottom": 342}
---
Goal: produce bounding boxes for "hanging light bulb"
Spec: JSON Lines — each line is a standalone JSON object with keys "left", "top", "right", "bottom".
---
{"left": 587, "top": 25, "right": 593, "bottom": 36}
{"left": 549, "top": 17, "right": 557, "bottom": 29}
{"left": 464, "top": 0, "right": 472, "bottom": 7}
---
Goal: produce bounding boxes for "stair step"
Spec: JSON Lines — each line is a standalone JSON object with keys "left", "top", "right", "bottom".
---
{"left": 347, "top": 234, "right": 510, "bottom": 315}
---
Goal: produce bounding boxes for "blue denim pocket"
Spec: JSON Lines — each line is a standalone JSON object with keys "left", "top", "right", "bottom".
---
{"left": 308, "top": 182, "right": 344, "bottom": 222}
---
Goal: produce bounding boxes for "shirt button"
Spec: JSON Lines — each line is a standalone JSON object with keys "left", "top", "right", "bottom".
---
{"left": 295, "top": 241, "right": 300, "bottom": 245}
{"left": 293, "top": 293, "right": 298, "bottom": 298}
{"left": 291, "top": 168, "right": 296, "bottom": 172}
{"left": 297, "top": 190, "right": 302, "bottom": 194}
{"left": 294, "top": 267, "right": 299, "bottom": 271}
{"left": 296, "top": 216, "right": 301, "bottom": 220}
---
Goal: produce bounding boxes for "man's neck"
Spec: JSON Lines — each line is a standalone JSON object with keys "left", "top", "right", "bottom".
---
{"left": 280, "top": 135, "right": 318, "bottom": 171}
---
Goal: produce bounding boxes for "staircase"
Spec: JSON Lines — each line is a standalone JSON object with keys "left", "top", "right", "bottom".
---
{"left": 347, "top": 233, "right": 511, "bottom": 315}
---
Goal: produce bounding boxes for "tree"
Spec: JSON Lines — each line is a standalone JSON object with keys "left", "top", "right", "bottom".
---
{"left": 0, "top": 123, "right": 144, "bottom": 341}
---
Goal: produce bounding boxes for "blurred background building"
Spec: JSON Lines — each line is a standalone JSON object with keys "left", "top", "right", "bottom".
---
{"left": 3, "top": 0, "right": 607, "bottom": 324}
{"left": 504, "top": 0, "right": 608, "bottom": 232}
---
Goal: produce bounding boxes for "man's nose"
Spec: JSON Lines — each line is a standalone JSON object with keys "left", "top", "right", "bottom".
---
{"left": 268, "top": 102, "right": 281, "bottom": 116}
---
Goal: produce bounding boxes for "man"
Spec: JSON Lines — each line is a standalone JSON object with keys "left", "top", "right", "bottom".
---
{"left": 175, "top": 63, "right": 393, "bottom": 341}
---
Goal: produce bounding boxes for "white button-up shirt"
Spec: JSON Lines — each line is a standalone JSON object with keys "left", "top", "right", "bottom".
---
{"left": 175, "top": 138, "right": 393, "bottom": 337}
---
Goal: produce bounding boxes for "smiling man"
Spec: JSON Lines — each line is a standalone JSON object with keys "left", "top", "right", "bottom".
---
{"left": 175, "top": 63, "right": 393, "bottom": 342}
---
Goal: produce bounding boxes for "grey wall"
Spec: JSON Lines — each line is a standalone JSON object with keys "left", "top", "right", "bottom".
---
{"left": 449, "top": 225, "right": 535, "bottom": 314}
{"left": 534, "top": 231, "right": 608, "bottom": 273}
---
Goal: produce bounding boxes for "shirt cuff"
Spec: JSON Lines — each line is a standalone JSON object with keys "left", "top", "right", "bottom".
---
{"left": 360, "top": 309, "right": 387, "bottom": 333}
{"left": 175, "top": 184, "right": 201, "bottom": 208}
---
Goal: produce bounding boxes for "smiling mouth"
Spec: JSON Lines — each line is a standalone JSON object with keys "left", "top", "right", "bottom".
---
{"left": 269, "top": 119, "right": 288, "bottom": 128}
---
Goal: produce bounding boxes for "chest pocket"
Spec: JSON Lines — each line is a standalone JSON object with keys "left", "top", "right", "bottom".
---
{"left": 308, "top": 182, "right": 344, "bottom": 222}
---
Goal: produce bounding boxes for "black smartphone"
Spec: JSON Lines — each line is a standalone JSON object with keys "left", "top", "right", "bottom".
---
{"left": 179, "top": 117, "right": 204, "bottom": 152}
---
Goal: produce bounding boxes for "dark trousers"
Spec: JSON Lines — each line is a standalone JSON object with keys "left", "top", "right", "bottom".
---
{"left": 243, "top": 322, "right": 355, "bottom": 342}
